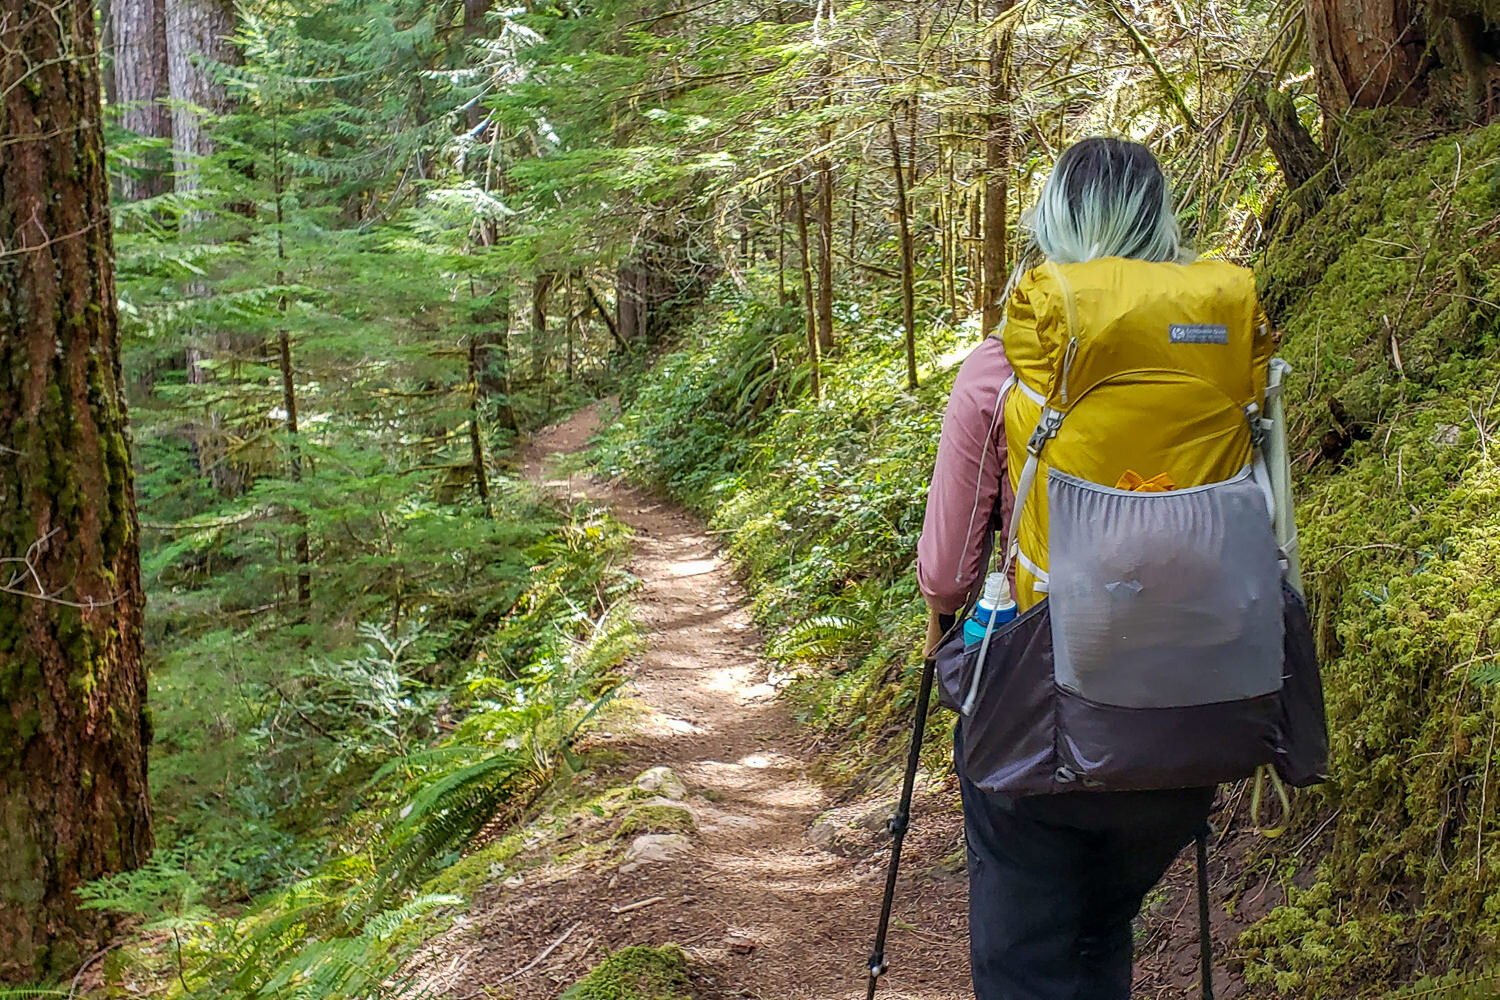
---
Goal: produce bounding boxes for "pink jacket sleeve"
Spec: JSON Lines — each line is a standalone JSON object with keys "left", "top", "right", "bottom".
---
{"left": 917, "top": 338, "right": 1015, "bottom": 615}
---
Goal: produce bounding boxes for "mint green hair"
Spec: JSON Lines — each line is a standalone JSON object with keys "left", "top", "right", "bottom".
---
{"left": 1027, "top": 137, "right": 1189, "bottom": 266}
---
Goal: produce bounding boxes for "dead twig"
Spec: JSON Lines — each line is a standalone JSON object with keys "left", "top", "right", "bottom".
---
{"left": 610, "top": 895, "right": 665, "bottom": 915}
{"left": 495, "top": 921, "right": 580, "bottom": 985}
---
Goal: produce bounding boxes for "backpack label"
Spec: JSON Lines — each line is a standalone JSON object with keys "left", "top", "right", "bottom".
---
{"left": 1170, "top": 323, "right": 1229, "bottom": 344}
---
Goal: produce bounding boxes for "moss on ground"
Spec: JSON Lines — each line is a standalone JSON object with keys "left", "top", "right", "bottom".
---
{"left": 1236, "top": 122, "right": 1500, "bottom": 994}
{"left": 559, "top": 945, "right": 693, "bottom": 1000}
{"left": 616, "top": 802, "right": 695, "bottom": 838}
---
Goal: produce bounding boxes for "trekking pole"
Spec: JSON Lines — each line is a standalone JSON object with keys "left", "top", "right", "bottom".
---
{"left": 1196, "top": 828, "right": 1215, "bottom": 1000}
{"left": 864, "top": 649, "right": 938, "bottom": 1000}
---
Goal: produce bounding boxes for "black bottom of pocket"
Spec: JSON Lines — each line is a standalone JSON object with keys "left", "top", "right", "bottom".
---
{"left": 1055, "top": 688, "right": 1280, "bottom": 791}
{"left": 941, "top": 600, "right": 1060, "bottom": 797}
{"left": 943, "top": 593, "right": 1297, "bottom": 796}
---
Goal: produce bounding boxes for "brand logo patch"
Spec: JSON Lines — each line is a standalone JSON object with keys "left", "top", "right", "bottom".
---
{"left": 1169, "top": 323, "right": 1229, "bottom": 344}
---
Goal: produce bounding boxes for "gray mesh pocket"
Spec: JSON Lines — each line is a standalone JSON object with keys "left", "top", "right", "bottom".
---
{"left": 1047, "top": 468, "right": 1283, "bottom": 709}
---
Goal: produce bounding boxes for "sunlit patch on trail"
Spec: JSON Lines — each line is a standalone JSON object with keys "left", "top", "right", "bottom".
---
{"left": 667, "top": 558, "right": 717, "bottom": 577}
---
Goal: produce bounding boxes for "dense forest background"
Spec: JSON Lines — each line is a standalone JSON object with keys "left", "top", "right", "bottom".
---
{"left": 6, "top": 0, "right": 1500, "bottom": 995}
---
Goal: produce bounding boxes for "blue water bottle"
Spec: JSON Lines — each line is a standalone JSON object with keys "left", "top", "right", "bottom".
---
{"left": 963, "top": 572, "right": 1017, "bottom": 646}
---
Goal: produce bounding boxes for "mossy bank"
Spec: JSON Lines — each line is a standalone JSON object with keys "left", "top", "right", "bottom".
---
{"left": 1236, "top": 123, "right": 1500, "bottom": 993}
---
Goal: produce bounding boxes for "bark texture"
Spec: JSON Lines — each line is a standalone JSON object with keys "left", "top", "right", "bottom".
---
{"left": 112, "top": 0, "right": 173, "bottom": 200}
{"left": 981, "top": 0, "right": 1015, "bottom": 337}
{"left": 1256, "top": 87, "right": 1329, "bottom": 193}
{"left": 165, "top": 0, "right": 236, "bottom": 190}
{"left": 1305, "top": 0, "right": 1430, "bottom": 111}
{"left": 0, "top": 0, "right": 153, "bottom": 981}
{"left": 168, "top": 0, "right": 240, "bottom": 490}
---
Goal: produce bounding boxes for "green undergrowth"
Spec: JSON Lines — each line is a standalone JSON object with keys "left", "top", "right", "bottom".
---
{"left": 592, "top": 276, "right": 971, "bottom": 779}
{"left": 420, "top": 761, "right": 696, "bottom": 900}
{"left": 80, "top": 471, "right": 643, "bottom": 998}
{"left": 1234, "top": 124, "right": 1500, "bottom": 993}
{"left": 559, "top": 945, "right": 693, "bottom": 1000}
{"left": 597, "top": 124, "right": 1500, "bottom": 995}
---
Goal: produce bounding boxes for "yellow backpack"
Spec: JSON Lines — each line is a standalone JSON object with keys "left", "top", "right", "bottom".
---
{"left": 944, "top": 260, "right": 1323, "bottom": 793}
{"left": 1000, "top": 257, "right": 1276, "bottom": 610}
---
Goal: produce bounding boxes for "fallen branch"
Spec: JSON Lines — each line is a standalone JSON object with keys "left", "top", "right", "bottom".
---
{"left": 496, "top": 921, "right": 580, "bottom": 985}
{"left": 610, "top": 895, "right": 665, "bottom": 915}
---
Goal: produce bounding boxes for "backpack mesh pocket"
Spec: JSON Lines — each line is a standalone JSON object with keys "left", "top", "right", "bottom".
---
{"left": 1046, "top": 468, "right": 1284, "bottom": 709}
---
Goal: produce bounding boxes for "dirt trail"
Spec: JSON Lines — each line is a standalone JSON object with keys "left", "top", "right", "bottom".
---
{"left": 415, "top": 402, "right": 1239, "bottom": 1000}
{"left": 417, "top": 403, "right": 973, "bottom": 1000}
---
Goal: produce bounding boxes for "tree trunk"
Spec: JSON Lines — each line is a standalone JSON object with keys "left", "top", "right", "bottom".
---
{"left": 887, "top": 112, "right": 918, "bottom": 392}
{"left": 615, "top": 236, "right": 706, "bottom": 346}
{"left": 815, "top": 145, "right": 835, "bottom": 354}
{"left": 0, "top": 0, "right": 153, "bottom": 980}
{"left": 982, "top": 0, "right": 1015, "bottom": 337}
{"left": 278, "top": 328, "right": 311, "bottom": 611}
{"left": 101, "top": 0, "right": 117, "bottom": 106}
{"left": 969, "top": 193, "right": 983, "bottom": 316}
{"left": 1304, "top": 0, "right": 1430, "bottom": 112}
{"left": 169, "top": 0, "right": 239, "bottom": 490}
{"left": 564, "top": 277, "right": 576, "bottom": 383}
{"left": 777, "top": 182, "right": 787, "bottom": 303}
{"left": 1255, "top": 87, "right": 1329, "bottom": 193}
{"left": 941, "top": 129, "right": 958, "bottom": 320}
{"left": 463, "top": 0, "right": 491, "bottom": 130}
{"left": 530, "top": 272, "right": 555, "bottom": 382}
{"left": 584, "top": 281, "right": 627, "bottom": 353}
{"left": 166, "top": 0, "right": 236, "bottom": 198}
{"left": 794, "top": 179, "right": 822, "bottom": 400}
{"left": 473, "top": 290, "right": 519, "bottom": 434}
{"left": 113, "top": 0, "right": 173, "bottom": 200}
{"left": 467, "top": 336, "right": 492, "bottom": 515}
{"left": 273, "top": 149, "right": 310, "bottom": 613}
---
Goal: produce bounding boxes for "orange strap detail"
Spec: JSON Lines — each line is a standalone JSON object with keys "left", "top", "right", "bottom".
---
{"left": 1115, "top": 470, "right": 1179, "bottom": 492}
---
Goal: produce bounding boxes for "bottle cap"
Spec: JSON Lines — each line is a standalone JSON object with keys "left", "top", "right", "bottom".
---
{"left": 980, "top": 571, "right": 1010, "bottom": 609}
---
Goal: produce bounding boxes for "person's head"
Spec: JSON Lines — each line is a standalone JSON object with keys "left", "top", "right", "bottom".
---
{"left": 1028, "top": 137, "right": 1186, "bottom": 265}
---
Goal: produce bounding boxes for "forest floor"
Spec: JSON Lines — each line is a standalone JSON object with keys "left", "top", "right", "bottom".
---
{"left": 411, "top": 402, "right": 1270, "bottom": 1000}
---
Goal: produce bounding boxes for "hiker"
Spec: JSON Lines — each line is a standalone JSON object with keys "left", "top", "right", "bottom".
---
{"left": 916, "top": 138, "right": 1249, "bottom": 998}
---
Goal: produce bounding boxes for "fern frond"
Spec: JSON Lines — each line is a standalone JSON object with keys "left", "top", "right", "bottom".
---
{"left": 370, "top": 749, "right": 539, "bottom": 903}
{"left": 767, "top": 614, "right": 863, "bottom": 661}
{"left": 1383, "top": 968, "right": 1500, "bottom": 999}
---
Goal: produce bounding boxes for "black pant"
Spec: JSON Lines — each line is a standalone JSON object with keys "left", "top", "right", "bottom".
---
{"left": 956, "top": 730, "right": 1213, "bottom": 999}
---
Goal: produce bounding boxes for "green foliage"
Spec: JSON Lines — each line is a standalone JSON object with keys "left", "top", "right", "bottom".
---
{"left": 1382, "top": 968, "right": 1500, "bottom": 999}
{"left": 191, "top": 883, "right": 460, "bottom": 1000}
{"left": 559, "top": 945, "right": 693, "bottom": 1000}
{"left": 1233, "top": 123, "right": 1500, "bottom": 995}
{"left": 94, "top": 460, "right": 638, "bottom": 996}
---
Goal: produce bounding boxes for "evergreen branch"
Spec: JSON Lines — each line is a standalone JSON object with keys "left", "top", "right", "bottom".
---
{"left": 622, "top": 0, "right": 726, "bottom": 28}
{"left": 1100, "top": 0, "right": 1199, "bottom": 130}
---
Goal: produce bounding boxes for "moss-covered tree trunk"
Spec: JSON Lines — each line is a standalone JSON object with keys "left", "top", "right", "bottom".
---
{"left": 0, "top": 0, "right": 153, "bottom": 981}
{"left": 981, "top": 0, "right": 1015, "bottom": 337}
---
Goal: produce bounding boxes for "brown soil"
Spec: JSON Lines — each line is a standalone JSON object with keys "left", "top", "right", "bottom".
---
{"left": 413, "top": 401, "right": 1272, "bottom": 1000}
